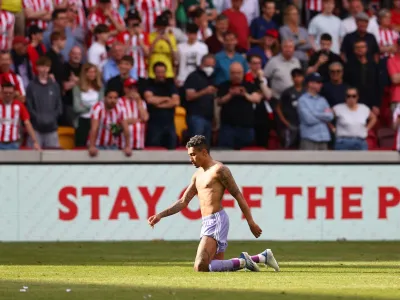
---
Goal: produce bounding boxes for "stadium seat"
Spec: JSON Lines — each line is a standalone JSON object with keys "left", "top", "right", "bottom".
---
{"left": 58, "top": 127, "right": 75, "bottom": 150}
{"left": 174, "top": 106, "right": 187, "bottom": 143}
{"left": 267, "top": 130, "right": 280, "bottom": 150}
{"left": 366, "top": 130, "right": 378, "bottom": 150}
{"left": 377, "top": 128, "right": 396, "bottom": 149}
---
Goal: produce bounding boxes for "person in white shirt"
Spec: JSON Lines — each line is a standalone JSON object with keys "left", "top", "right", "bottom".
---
{"left": 222, "top": 0, "right": 259, "bottom": 25}
{"left": 341, "top": 0, "right": 379, "bottom": 42}
{"left": 87, "top": 24, "right": 109, "bottom": 72}
{"left": 308, "top": 0, "right": 345, "bottom": 54}
{"left": 177, "top": 23, "right": 209, "bottom": 87}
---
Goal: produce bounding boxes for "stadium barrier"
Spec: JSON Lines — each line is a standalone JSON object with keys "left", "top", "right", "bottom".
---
{"left": 1, "top": 150, "right": 399, "bottom": 242}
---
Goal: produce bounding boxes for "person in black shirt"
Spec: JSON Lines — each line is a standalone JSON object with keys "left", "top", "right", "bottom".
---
{"left": 46, "top": 31, "right": 66, "bottom": 89}
{"left": 321, "top": 61, "right": 348, "bottom": 107}
{"left": 276, "top": 68, "right": 305, "bottom": 149}
{"left": 144, "top": 62, "right": 180, "bottom": 149}
{"left": 307, "top": 33, "right": 343, "bottom": 82}
{"left": 340, "top": 12, "right": 379, "bottom": 63}
{"left": 216, "top": 62, "right": 262, "bottom": 149}
{"left": 106, "top": 55, "right": 134, "bottom": 97}
{"left": 184, "top": 54, "right": 216, "bottom": 147}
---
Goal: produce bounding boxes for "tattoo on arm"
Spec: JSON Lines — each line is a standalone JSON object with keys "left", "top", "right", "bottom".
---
{"left": 217, "top": 166, "right": 240, "bottom": 197}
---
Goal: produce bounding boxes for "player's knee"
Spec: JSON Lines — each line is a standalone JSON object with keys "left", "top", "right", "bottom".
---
{"left": 193, "top": 260, "right": 209, "bottom": 272}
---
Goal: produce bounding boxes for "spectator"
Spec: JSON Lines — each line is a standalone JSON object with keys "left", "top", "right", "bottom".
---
{"left": 184, "top": 54, "right": 216, "bottom": 146}
{"left": 183, "top": 0, "right": 217, "bottom": 22}
{"left": 249, "top": 0, "right": 277, "bottom": 47}
{"left": 222, "top": 0, "right": 249, "bottom": 51}
{"left": 0, "top": 8, "right": 15, "bottom": 51}
{"left": 26, "top": 25, "right": 46, "bottom": 76}
{"left": 23, "top": 0, "right": 53, "bottom": 31}
{"left": 135, "top": 0, "right": 171, "bottom": 34}
{"left": 341, "top": 12, "right": 380, "bottom": 63}
{"left": 148, "top": 14, "right": 178, "bottom": 80}
{"left": 305, "top": 0, "right": 323, "bottom": 23}
{"left": 88, "top": 88, "right": 132, "bottom": 156}
{"left": 87, "top": 0, "right": 125, "bottom": 46}
{"left": 344, "top": 39, "right": 380, "bottom": 114}
{"left": 297, "top": 72, "right": 333, "bottom": 150}
{"left": 117, "top": 12, "right": 150, "bottom": 81}
{"left": 216, "top": 62, "right": 262, "bottom": 149}
{"left": 307, "top": 33, "right": 343, "bottom": 81}
{"left": 61, "top": 46, "right": 83, "bottom": 126}
{"left": 205, "top": 14, "right": 229, "bottom": 54}
{"left": 214, "top": 32, "right": 248, "bottom": 85}
{"left": 0, "top": 82, "right": 40, "bottom": 150}
{"left": 387, "top": 38, "right": 400, "bottom": 113}
{"left": 222, "top": 0, "right": 259, "bottom": 26}
{"left": 73, "top": 63, "right": 104, "bottom": 147}
{"left": 192, "top": 8, "right": 212, "bottom": 42}
{"left": 244, "top": 54, "right": 273, "bottom": 148}
{"left": 393, "top": 104, "right": 400, "bottom": 151}
{"left": 264, "top": 39, "right": 301, "bottom": 101}
{"left": 25, "top": 56, "right": 62, "bottom": 149}
{"left": 66, "top": 1, "right": 86, "bottom": 31}
{"left": 341, "top": 0, "right": 379, "bottom": 42}
{"left": 177, "top": 23, "right": 208, "bottom": 87}
{"left": 119, "top": 78, "right": 149, "bottom": 150}
{"left": 321, "top": 61, "right": 348, "bottom": 107}
{"left": 106, "top": 55, "right": 134, "bottom": 97}
{"left": 144, "top": 62, "right": 180, "bottom": 149}
{"left": 276, "top": 68, "right": 305, "bottom": 149}
{"left": 247, "top": 29, "right": 279, "bottom": 68}
{"left": 88, "top": 24, "right": 110, "bottom": 73}
{"left": 0, "top": 51, "right": 25, "bottom": 102}
{"left": 332, "top": 87, "right": 376, "bottom": 150}
{"left": 163, "top": 10, "right": 187, "bottom": 44}
{"left": 377, "top": 9, "right": 398, "bottom": 58}
{"left": 391, "top": 0, "right": 400, "bottom": 32}
{"left": 43, "top": 9, "right": 85, "bottom": 62}
{"left": 103, "top": 42, "right": 137, "bottom": 82}
{"left": 46, "top": 31, "right": 67, "bottom": 88}
{"left": 279, "top": 4, "right": 312, "bottom": 70}
{"left": 308, "top": 0, "right": 345, "bottom": 55}
{"left": 11, "top": 36, "right": 33, "bottom": 89}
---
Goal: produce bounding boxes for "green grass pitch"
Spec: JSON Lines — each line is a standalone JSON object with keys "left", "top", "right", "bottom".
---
{"left": 0, "top": 241, "right": 399, "bottom": 300}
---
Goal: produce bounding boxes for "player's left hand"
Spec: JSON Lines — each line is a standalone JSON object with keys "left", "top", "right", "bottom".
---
{"left": 248, "top": 221, "right": 262, "bottom": 238}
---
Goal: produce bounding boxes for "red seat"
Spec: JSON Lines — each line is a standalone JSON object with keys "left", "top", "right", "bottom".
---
{"left": 267, "top": 130, "right": 281, "bottom": 150}
{"left": 366, "top": 130, "right": 378, "bottom": 150}
{"left": 377, "top": 128, "right": 396, "bottom": 149}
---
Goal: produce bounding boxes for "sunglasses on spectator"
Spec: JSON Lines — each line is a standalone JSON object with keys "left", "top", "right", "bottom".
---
{"left": 346, "top": 94, "right": 357, "bottom": 98}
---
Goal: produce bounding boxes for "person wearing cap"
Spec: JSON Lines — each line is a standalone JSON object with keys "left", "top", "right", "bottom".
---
{"left": 247, "top": 29, "right": 279, "bottom": 68}
{"left": 119, "top": 78, "right": 149, "bottom": 150}
{"left": 297, "top": 72, "right": 333, "bottom": 150}
{"left": 106, "top": 55, "right": 134, "bottom": 98}
{"left": 26, "top": 25, "right": 46, "bottom": 76}
{"left": 248, "top": 0, "right": 277, "bottom": 48}
{"left": 11, "top": 36, "right": 33, "bottom": 89}
{"left": 341, "top": 11, "right": 380, "bottom": 63}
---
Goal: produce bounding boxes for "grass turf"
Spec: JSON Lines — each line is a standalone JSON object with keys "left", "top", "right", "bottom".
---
{"left": 0, "top": 241, "right": 399, "bottom": 300}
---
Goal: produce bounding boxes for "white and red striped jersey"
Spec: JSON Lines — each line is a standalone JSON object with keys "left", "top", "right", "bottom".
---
{"left": 393, "top": 105, "right": 400, "bottom": 151}
{"left": 378, "top": 27, "right": 399, "bottom": 58}
{"left": 0, "top": 99, "right": 29, "bottom": 143}
{"left": 87, "top": 8, "right": 124, "bottom": 46}
{"left": 136, "top": 0, "right": 171, "bottom": 33}
{"left": 54, "top": 0, "right": 86, "bottom": 28}
{"left": 118, "top": 97, "right": 147, "bottom": 149}
{"left": 0, "top": 72, "right": 26, "bottom": 97}
{"left": 23, "top": 0, "right": 54, "bottom": 30}
{"left": 90, "top": 101, "right": 127, "bottom": 147}
{"left": 84, "top": 0, "right": 119, "bottom": 11}
{"left": 0, "top": 11, "right": 15, "bottom": 51}
{"left": 306, "top": 0, "right": 322, "bottom": 11}
{"left": 117, "top": 31, "right": 150, "bottom": 78}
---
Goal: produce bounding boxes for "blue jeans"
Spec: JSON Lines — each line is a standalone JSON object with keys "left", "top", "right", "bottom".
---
{"left": 187, "top": 115, "right": 212, "bottom": 146}
{"left": 218, "top": 124, "right": 255, "bottom": 149}
{"left": 0, "top": 142, "right": 19, "bottom": 150}
{"left": 334, "top": 137, "right": 368, "bottom": 151}
{"left": 146, "top": 122, "right": 177, "bottom": 149}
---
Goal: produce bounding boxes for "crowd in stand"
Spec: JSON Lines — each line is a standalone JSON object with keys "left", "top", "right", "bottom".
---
{"left": 0, "top": 0, "right": 399, "bottom": 153}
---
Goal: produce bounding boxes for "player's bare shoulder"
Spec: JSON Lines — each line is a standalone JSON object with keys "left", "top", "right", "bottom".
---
{"left": 214, "top": 162, "right": 240, "bottom": 196}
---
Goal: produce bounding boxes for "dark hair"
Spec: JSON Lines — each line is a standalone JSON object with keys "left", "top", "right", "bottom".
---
{"left": 291, "top": 68, "right": 304, "bottom": 77}
{"left": 94, "top": 24, "right": 110, "bottom": 35}
{"left": 346, "top": 86, "right": 359, "bottom": 94}
{"left": 354, "top": 38, "right": 367, "bottom": 45}
{"left": 153, "top": 61, "right": 167, "bottom": 71}
{"left": 201, "top": 53, "right": 215, "bottom": 64}
{"left": 155, "top": 13, "right": 169, "bottom": 27}
{"left": 223, "top": 31, "right": 236, "bottom": 39}
{"left": 52, "top": 8, "right": 67, "bottom": 20}
{"left": 192, "top": 7, "right": 205, "bottom": 19}
{"left": 1, "top": 82, "right": 15, "bottom": 89}
{"left": 216, "top": 14, "right": 228, "bottom": 22}
{"left": 186, "top": 23, "right": 199, "bottom": 34}
{"left": 126, "top": 10, "right": 141, "bottom": 23}
{"left": 28, "top": 25, "right": 43, "bottom": 38}
{"left": 120, "top": 55, "right": 134, "bottom": 66}
{"left": 50, "top": 31, "right": 66, "bottom": 43}
{"left": 247, "top": 54, "right": 262, "bottom": 63}
{"left": 186, "top": 135, "right": 210, "bottom": 153}
{"left": 98, "top": 0, "right": 111, "bottom": 4}
{"left": 263, "top": 0, "right": 275, "bottom": 6}
{"left": 320, "top": 33, "right": 332, "bottom": 41}
{"left": 105, "top": 88, "right": 119, "bottom": 95}
{"left": 36, "top": 56, "right": 52, "bottom": 67}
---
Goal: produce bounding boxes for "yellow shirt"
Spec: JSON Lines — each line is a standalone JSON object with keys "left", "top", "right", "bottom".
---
{"left": 2, "top": 0, "right": 22, "bottom": 13}
{"left": 148, "top": 32, "right": 177, "bottom": 79}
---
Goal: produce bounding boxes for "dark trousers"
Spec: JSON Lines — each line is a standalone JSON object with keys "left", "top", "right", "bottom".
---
{"left": 187, "top": 115, "right": 212, "bottom": 146}
{"left": 75, "top": 117, "right": 91, "bottom": 147}
{"left": 218, "top": 124, "right": 255, "bottom": 149}
{"left": 146, "top": 122, "right": 177, "bottom": 150}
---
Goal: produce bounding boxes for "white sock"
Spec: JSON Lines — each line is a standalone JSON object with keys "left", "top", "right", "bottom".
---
{"left": 239, "top": 258, "right": 246, "bottom": 268}
{"left": 257, "top": 254, "right": 266, "bottom": 264}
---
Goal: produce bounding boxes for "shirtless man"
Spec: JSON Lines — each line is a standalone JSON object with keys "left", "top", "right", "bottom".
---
{"left": 148, "top": 135, "right": 280, "bottom": 272}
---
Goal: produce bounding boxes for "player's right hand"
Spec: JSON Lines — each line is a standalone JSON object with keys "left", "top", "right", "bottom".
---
{"left": 248, "top": 221, "right": 262, "bottom": 238}
{"left": 148, "top": 214, "right": 161, "bottom": 227}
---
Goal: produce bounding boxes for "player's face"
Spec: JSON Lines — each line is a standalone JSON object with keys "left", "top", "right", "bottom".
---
{"left": 187, "top": 147, "right": 206, "bottom": 168}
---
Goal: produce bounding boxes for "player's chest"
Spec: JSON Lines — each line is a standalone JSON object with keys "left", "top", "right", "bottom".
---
{"left": 195, "top": 173, "right": 218, "bottom": 190}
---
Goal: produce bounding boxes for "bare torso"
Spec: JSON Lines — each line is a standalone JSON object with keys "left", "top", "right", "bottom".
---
{"left": 194, "top": 161, "right": 225, "bottom": 217}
